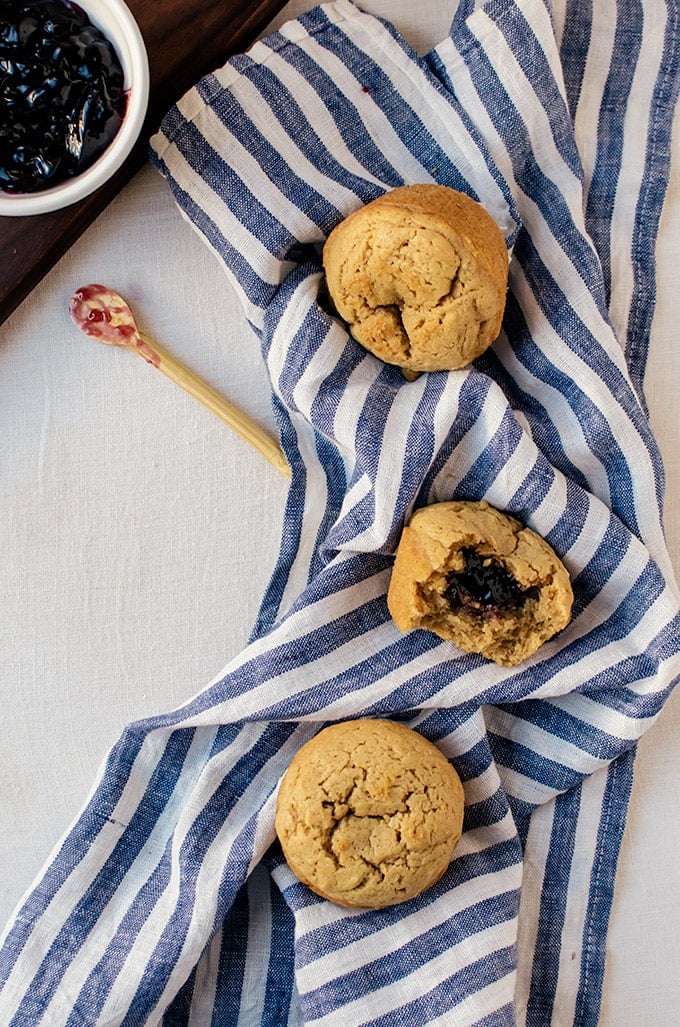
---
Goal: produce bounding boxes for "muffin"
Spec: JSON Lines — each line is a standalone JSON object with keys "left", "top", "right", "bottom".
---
{"left": 322, "top": 184, "right": 508, "bottom": 373}
{"left": 387, "top": 500, "right": 573, "bottom": 666}
{"left": 275, "top": 718, "right": 465, "bottom": 909}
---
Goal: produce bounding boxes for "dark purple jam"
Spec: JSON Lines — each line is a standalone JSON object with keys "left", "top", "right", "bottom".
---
{"left": 0, "top": 0, "right": 127, "bottom": 193}
{"left": 444, "top": 547, "right": 538, "bottom": 616}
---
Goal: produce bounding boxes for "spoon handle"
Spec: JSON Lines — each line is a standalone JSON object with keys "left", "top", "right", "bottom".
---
{"left": 138, "top": 330, "right": 290, "bottom": 479}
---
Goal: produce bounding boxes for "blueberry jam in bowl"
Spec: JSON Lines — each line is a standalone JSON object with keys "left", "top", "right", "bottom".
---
{"left": 0, "top": 0, "right": 149, "bottom": 216}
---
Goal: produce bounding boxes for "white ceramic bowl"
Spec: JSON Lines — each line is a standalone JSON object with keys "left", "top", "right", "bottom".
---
{"left": 0, "top": 0, "right": 149, "bottom": 217}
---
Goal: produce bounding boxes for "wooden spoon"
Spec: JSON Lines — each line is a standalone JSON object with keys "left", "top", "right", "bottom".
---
{"left": 69, "top": 284, "right": 290, "bottom": 479}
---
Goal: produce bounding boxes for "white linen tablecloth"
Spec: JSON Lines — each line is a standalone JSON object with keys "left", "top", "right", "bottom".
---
{"left": 1, "top": 1, "right": 678, "bottom": 1023}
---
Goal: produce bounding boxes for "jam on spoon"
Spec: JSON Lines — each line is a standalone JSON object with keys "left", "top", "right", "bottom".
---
{"left": 0, "top": 0, "right": 127, "bottom": 193}
{"left": 444, "top": 547, "right": 539, "bottom": 616}
{"left": 68, "top": 283, "right": 160, "bottom": 364}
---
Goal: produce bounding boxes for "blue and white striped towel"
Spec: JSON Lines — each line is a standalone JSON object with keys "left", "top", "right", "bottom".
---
{"left": 2, "top": 0, "right": 679, "bottom": 1023}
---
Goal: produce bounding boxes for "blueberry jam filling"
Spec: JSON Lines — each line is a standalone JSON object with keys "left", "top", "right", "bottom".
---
{"left": 444, "top": 547, "right": 539, "bottom": 616}
{"left": 0, "top": 0, "right": 127, "bottom": 193}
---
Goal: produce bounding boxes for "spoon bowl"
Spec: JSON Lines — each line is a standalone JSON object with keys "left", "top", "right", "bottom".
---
{"left": 69, "top": 284, "right": 160, "bottom": 364}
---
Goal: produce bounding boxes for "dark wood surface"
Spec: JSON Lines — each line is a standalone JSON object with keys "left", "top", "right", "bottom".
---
{"left": 0, "top": 0, "right": 289, "bottom": 326}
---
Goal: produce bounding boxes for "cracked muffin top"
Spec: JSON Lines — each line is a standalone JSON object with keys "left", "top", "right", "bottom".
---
{"left": 275, "top": 718, "right": 465, "bottom": 909}
{"left": 322, "top": 184, "right": 508, "bottom": 374}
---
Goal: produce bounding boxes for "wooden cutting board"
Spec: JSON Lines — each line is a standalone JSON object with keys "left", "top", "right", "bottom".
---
{"left": 0, "top": 0, "right": 289, "bottom": 326}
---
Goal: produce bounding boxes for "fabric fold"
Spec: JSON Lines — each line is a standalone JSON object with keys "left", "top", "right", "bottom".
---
{"left": 1, "top": 1, "right": 679, "bottom": 1025}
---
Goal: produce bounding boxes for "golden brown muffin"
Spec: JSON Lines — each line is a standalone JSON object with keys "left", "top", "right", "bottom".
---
{"left": 275, "top": 718, "right": 465, "bottom": 909}
{"left": 387, "top": 500, "right": 573, "bottom": 666}
{"left": 322, "top": 184, "right": 508, "bottom": 373}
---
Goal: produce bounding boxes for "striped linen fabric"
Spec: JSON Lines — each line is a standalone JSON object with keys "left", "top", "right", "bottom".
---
{"left": 1, "top": 0, "right": 679, "bottom": 1024}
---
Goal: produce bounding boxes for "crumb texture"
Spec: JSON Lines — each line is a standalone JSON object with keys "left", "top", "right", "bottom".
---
{"left": 322, "top": 184, "right": 508, "bottom": 372}
{"left": 275, "top": 719, "right": 465, "bottom": 909}
{"left": 387, "top": 500, "right": 573, "bottom": 666}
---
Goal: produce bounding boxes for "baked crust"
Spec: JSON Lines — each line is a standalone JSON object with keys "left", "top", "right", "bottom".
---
{"left": 322, "top": 184, "right": 508, "bottom": 372}
{"left": 275, "top": 718, "right": 465, "bottom": 909}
